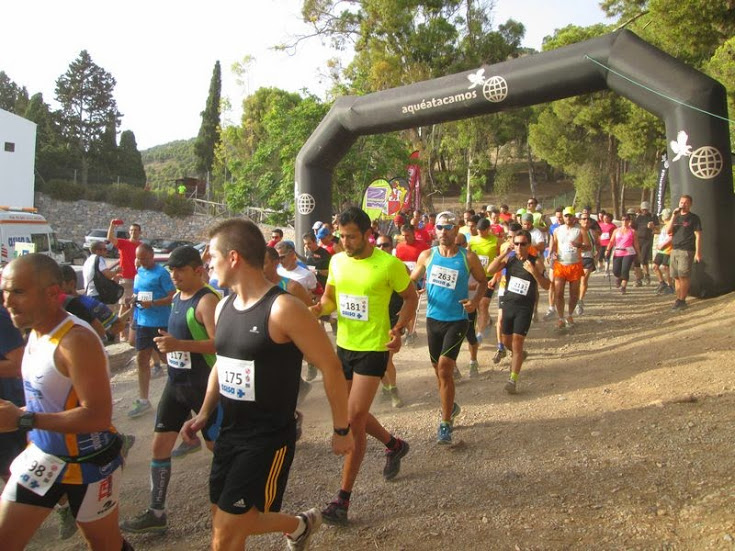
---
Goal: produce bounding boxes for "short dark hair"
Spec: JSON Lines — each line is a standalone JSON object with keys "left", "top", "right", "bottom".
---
{"left": 272, "top": 228, "right": 284, "bottom": 237}
{"left": 302, "top": 232, "right": 316, "bottom": 242}
{"left": 508, "top": 222, "right": 522, "bottom": 232}
{"left": 377, "top": 233, "right": 393, "bottom": 245}
{"left": 464, "top": 209, "right": 475, "bottom": 216}
{"left": 137, "top": 242, "right": 154, "bottom": 255}
{"left": 209, "top": 218, "right": 266, "bottom": 269}
{"left": 681, "top": 194, "right": 693, "bottom": 203}
{"left": 470, "top": 215, "right": 481, "bottom": 224}
{"left": 264, "top": 246, "right": 279, "bottom": 261}
{"left": 400, "top": 224, "right": 415, "bottom": 234}
{"left": 60, "top": 264, "right": 77, "bottom": 284}
{"left": 516, "top": 229, "right": 532, "bottom": 242}
{"left": 130, "top": 223, "right": 141, "bottom": 232}
{"left": 339, "top": 207, "right": 371, "bottom": 233}
{"left": 477, "top": 218, "right": 491, "bottom": 231}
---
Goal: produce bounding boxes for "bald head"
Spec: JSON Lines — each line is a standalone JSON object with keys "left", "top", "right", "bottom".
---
{"left": 7, "top": 253, "right": 62, "bottom": 288}
{"left": 2, "top": 254, "right": 64, "bottom": 330}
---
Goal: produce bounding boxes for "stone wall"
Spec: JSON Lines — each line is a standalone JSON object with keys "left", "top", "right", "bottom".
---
{"left": 35, "top": 193, "right": 293, "bottom": 244}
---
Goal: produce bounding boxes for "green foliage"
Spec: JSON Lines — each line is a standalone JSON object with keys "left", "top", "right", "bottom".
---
{"left": 162, "top": 193, "right": 194, "bottom": 217}
{"left": 492, "top": 164, "right": 517, "bottom": 199}
{"left": 141, "top": 139, "right": 198, "bottom": 190}
{"left": 194, "top": 61, "right": 222, "bottom": 177}
{"left": 118, "top": 130, "right": 147, "bottom": 187}
{"left": 44, "top": 179, "right": 86, "bottom": 201}
{"left": 0, "top": 71, "right": 29, "bottom": 113}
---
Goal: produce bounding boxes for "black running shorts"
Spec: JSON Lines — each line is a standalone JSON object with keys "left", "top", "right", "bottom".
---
{"left": 638, "top": 238, "right": 653, "bottom": 264}
{"left": 210, "top": 436, "right": 295, "bottom": 515}
{"left": 465, "top": 311, "right": 478, "bottom": 346}
{"left": 426, "top": 317, "right": 468, "bottom": 363}
{"left": 336, "top": 347, "right": 389, "bottom": 380}
{"left": 582, "top": 257, "right": 597, "bottom": 272}
{"left": 155, "top": 381, "right": 222, "bottom": 441}
{"left": 500, "top": 304, "right": 533, "bottom": 337}
{"left": 653, "top": 253, "right": 670, "bottom": 267}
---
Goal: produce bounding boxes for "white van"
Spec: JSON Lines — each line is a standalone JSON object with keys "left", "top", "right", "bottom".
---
{"left": 0, "top": 208, "right": 65, "bottom": 265}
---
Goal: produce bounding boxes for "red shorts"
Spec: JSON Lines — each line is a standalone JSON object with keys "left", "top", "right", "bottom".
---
{"left": 553, "top": 262, "right": 583, "bottom": 282}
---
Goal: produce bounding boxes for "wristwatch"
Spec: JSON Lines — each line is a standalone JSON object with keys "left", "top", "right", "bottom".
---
{"left": 334, "top": 425, "right": 351, "bottom": 436}
{"left": 17, "top": 411, "right": 35, "bottom": 430}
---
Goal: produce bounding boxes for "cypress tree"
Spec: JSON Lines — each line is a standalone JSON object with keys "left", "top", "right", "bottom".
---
{"left": 194, "top": 61, "right": 221, "bottom": 178}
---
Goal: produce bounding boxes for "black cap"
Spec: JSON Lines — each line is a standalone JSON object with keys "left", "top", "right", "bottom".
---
{"left": 166, "top": 246, "right": 202, "bottom": 268}
{"left": 477, "top": 218, "right": 491, "bottom": 231}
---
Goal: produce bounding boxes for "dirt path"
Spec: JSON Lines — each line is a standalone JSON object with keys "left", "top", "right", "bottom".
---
{"left": 26, "top": 272, "right": 735, "bottom": 550}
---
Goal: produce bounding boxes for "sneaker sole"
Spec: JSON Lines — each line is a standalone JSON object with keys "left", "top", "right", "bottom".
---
{"left": 321, "top": 514, "right": 349, "bottom": 526}
{"left": 437, "top": 438, "right": 452, "bottom": 445}
{"left": 172, "top": 446, "right": 202, "bottom": 458}
{"left": 120, "top": 524, "right": 167, "bottom": 534}
{"left": 127, "top": 408, "right": 152, "bottom": 419}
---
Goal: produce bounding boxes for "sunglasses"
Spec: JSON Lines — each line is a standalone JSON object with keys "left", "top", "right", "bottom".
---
{"left": 377, "top": 243, "right": 392, "bottom": 249}
{"left": 563, "top": 214, "right": 574, "bottom": 217}
{"left": 514, "top": 241, "right": 529, "bottom": 246}
{"left": 580, "top": 217, "right": 589, "bottom": 220}
{"left": 436, "top": 224, "right": 455, "bottom": 231}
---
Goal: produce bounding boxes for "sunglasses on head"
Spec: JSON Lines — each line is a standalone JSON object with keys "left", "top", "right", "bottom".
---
{"left": 436, "top": 224, "right": 455, "bottom": 231}
{"left": 514, "top": 241, "right": 529, "bottom": 246}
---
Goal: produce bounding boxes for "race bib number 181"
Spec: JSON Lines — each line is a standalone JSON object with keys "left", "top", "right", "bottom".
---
{"left": 339, "top": 294, "right": 369, "bottom": 321}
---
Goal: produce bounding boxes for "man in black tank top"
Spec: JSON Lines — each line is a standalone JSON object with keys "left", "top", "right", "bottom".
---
{"left": 487, "top": 230, "right": 550, "bottom": 395}
{"left": 121, "top": 246, "right": 221, "bottom": 535}
{"left": 180, "top": 219, "right": 352, "bottom": 551}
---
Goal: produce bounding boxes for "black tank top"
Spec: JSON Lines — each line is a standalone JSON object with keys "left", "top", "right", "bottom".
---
{"left": 167, "top": 286, "right": 216, "bottom": 386}
{"left": 215, "top": 286, "right": 303, "bottom": 442}
{"left": 503, "top": 254, "right": 538, "bottom": 308}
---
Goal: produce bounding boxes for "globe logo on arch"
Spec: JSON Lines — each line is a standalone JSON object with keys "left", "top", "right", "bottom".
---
{"left": 297, "top": 193, "right": 316, "bottom": 215}
{"left": 482, "top": 76, "right": 508, "bottom": 103}
{"left": 688, "top": 146, "right": 723, "bottom": 179}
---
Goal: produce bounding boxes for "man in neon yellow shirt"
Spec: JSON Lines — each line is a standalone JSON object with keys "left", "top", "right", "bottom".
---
{"left": 312, "top": 207, "right": 418, "bottom": 525}
{"left": 468, "top": 218, "right": 500, "bottom": 343}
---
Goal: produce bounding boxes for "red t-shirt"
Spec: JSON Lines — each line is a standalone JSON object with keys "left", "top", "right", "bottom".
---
{"left": 116, "top": 239, "right": 139, "bottom": 279}
{"left": 490, "top": 224, "right": 505, "bottom": 238}
{"left": 395, "top": 240, "right": 429, "bottom": 263}
{"left": 414, "top": 227, "right": 432, "bottom": 245}
{"left": 499, "top": 212, "right": 513, "bottom": 223}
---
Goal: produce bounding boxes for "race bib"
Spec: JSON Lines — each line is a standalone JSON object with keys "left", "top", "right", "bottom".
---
{"left": 478, "top": 255, "right": 490, "bottom": 268}
{"left": 137, "top": 291, "right": 153, "bottom": 302}
{"left": 9, "top": 443, "right": 65, "bottom": 496}
{"left": 339, "top": 294, "right": 369, "bottom": 321}
{"left": 217, "top": 356, "right": 255, "bottom": 401}
{"left": 428, "top": 265, "right": 458, "bottom": 290}
{"left": 507, "top": 276, "right": 530, "bottom": 296}
{"left": 403, "top": 261, "right": 417, "bottom": 272}
{"left": 167, "top": 351, "right": 192, "bottom": 370}
{"left": 600, "top": 232, "right": 610, "bottom": 240}
{"left": 559, "top": 244, "right": 578, "bottom": 263}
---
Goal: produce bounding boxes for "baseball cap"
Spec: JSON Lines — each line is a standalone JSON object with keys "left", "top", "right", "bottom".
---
{"left": 562, "top": 207, "right": 575, "bottom": 216}
{"left": 312, "top": 221, "right": 324, "bottom": 231}
{"left": 640, "top": 201, "right": 650, "bottom": 210}
{"left": 485, "top": 204, "right": 495, "bottom": 213}
{"left": 626, "top": 208, "right": 636, "bottom": 215}
{"left": 436, "top": 210, "right": 458, "bottom": 224}
{"left": 166, "top": 246, "right": 203, "bottom": 268}
{"left": 521, "top": 213, "right": 534, "bottom": 223}
{"left": 316, "top": 226, "right": 330, "bottom": 240}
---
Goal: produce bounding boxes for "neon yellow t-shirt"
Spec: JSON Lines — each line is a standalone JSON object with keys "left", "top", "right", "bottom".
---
{"left": 327, "top": 247, "right": 411, "bottom": 351}
{"left": 468, "top": 234, "right": 498, "bottom": 274}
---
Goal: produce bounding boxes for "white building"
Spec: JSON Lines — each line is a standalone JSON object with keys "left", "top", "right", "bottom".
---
{"left": 0, "top": 108, "right": 37, "bottom": 208}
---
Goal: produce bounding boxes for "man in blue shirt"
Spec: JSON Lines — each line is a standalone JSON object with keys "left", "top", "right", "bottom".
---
{"left": 0, "top": 305, "right": 25, "bottom": 482}
{"left": 128, "top": 243, "right": 176, "bottom": 418}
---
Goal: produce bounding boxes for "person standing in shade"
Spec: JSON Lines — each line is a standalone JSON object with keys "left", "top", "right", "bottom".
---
{"left": 180, "top": 218, "right": 352, "bottom": 550}
{"left": 666, "top": 195, "right": 702, "bottom": 311}
{"left": 107, "top": 220, "right": 142, "bottom": 332}
{"left": 127, "top": 243, "right": 176, "bottom": 418}
{"left": 312, "top": 207, "right": 417, "bottom": 525}
{"left": 121, "top": 246, "right": 221, "bottom": 534}
{"left": 411, "top": 211, "right": 486, "bottom": 444}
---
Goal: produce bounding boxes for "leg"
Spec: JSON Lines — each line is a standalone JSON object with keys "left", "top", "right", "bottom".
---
{"left": 567, "top": 280, "right": 580, "bottom": 315}
{"left": 77, "top": 508, "right": 125, "bottom": 551}
{"left": 136, "top": 347, "right": 153, "bottom": 401}
{"left": 510, "top": 333, "right": 527, "bottom": 378}
{"left": 476, "top": 296, "right": 491, "bottom": 336}
{"left": 678, "top": 276, "right": 690, "bottom": 300}
{"left": 0, "top": 500, "right": 51, "bottom": 551}
{"left": 341, "top": 374, "right": 383, "bottom": 492}
{"left": 434, "top": 357, "right": 456, "bottom": 422}
{"left": 211, "top": 506, "right": 300, "bottom": 551}
{"left": 554, "top": 278, "right": 566, "bottom": 320}
{"left": 579, "top": 270, "right": 590, "bottom": 301}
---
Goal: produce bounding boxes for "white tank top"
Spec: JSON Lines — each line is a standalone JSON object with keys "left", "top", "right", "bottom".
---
{"left": 555, "top": 225, "right": 582, "bottom": 265}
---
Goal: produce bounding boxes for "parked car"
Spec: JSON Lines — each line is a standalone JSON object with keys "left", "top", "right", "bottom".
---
{"left": 56, "top": 239, "right": 88, "bottom": 265}
{"left": 150, "top": 239, "right": 194, "bottom": 264}
{"left": 83, "top": 228, "right": 128, "bottom": 258}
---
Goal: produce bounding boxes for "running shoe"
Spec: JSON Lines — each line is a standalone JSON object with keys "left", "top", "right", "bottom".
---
{"left": 437, "top": 422, "right": 452, "bottom": 445}
{"left": 654, "top": 282, "right": 667, "bottom": 295}
{"left": 543, "top": 308, "right": 556, "bottom": 322}
{"left": 127, "top": 399, "right": 152, "bottom": 419}
{"left": 120, "top": 509, "right": 167, "bottom": 534}
{"left": 644, "top": 274, "right": 651, "bottom": 286}
{"left": 565, "top": 317, "right": 575, "bottom": 329}
{"left": 404, "top": 332, "right": 418, "bottom": 347}
{"left": 389, "top": 387, "right": 404, "bottom": 408}
{"left": 383, "top": 438, "right": 410, "bottom": 480}
{"left": 475, "top": 332, "right": 483, "bottom": 345}
{"left": 57, "top": 505, "right": 78, "bottom": 540}
{"left": 492, "top": 348, "right": 507, "bottom": 364}
{"left": 305, "top": 363, "right": 318, "bottom": 382}
{"left": 287, "top": 508, "right": 322, "bottom": 551}
{"left": 151, "top": 364, "right": 164, "bottom": 378}
{"left": 295, "top": 410, "right": 304, "bottom": 441}
{"left": 620, "top": 286, "right": 627, "bottom": 295}
{"left": 120, "top": 434, "right": 136, "bottom": 459}
{"left": 663, "top": 285, "right": 675, "bottom": 295}
{"left": 468, "top": 360, "right": 479, "bottom": 378}
{"left": 504, "top": 379, "right": 517, "bottom": 394}
{"left": 634, "top": 279, "right": 643, "bottom": 287}
{"left": 574, "top": 300, "right": 584, "bottom": 316}
{"left": 453, "top": 366, "right": 462, "bottom": 380}
{"left": 321, "top": 498, "right": 349, "bottom": 525}
{"left": 449, "top": 402, "right": 461, "bottom": 424}
{"left": 672, "top": 299, "right": 688, "bottom": 311}
{"left": 172, "top": 438, "right": 201, "bottom": 458}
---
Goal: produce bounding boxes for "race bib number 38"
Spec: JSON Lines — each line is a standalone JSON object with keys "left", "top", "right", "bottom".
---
{"left": 216, "top": 356, "right": 255, "bottom": 401}
{"left": 428, "top": 265, "right": 458, "bottom": 290}
{"left": 339, "top": 294, "right": 369, "bottom": 321}
{"left": 9, "top": 443, "right": 65, "bottom": 496}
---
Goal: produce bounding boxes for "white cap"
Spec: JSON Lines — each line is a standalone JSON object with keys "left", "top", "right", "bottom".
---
{"left": 640, "top": 201, "right": 650, "bottom": 210}
{"left": 312, "top": 221, "right": 324, "bottom": 231}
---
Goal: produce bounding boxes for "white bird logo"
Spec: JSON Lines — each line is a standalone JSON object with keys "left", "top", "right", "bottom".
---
{"left": 467, "top": 68, "right": 485, "bottom": 89}
{"left": 670, "top": 131, "right": 692, "bottom": 162}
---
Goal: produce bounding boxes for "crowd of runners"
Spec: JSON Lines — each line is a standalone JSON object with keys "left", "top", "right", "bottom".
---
{"left": 0, "top": 195, "right": 702, "bottom": 549}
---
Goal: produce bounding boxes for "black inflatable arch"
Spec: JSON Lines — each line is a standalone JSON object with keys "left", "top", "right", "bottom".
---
{"left": 295, "top": 29, "right": 733, "bottom": 297}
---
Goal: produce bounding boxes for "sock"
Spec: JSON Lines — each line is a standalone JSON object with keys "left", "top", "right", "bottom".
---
{"left": 510, "top": 372, "right": 519, "bottom": 382}
{"left": 149, "top": 458, "right": 172, "bottom": 512}
{"left": 497, "top": 343, "right": 505, "bottom": 351}
{"left": 386, "top": 436, "right": 401, "bottom": 451}
{"left": 337, "top": 489, "right": 351, "bottom": 503}
{"left": 287, "top": 515, "right": 307, "bottom": 541}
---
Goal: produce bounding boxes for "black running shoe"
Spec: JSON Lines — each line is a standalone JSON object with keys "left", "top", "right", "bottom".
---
{"left": 383, "top": 439, "right": 410, "bottom": 481}
{"left": 322, "top": 498, "right": 349, "bottom": 525}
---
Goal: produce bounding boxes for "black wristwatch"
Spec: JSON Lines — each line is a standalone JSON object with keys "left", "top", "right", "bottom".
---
{"left": 333, "top": 425, "right": 351, "bottom": 436}
{"left": 17, "top": 411, "right": 35, "bottom": 430}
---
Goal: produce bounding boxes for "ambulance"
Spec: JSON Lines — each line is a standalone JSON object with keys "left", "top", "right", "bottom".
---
{"left": 0, "top": 207, "right": 65, "bottom": 265}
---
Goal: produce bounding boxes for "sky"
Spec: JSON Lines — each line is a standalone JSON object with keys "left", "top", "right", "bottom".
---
{"left": 2, "top": 1, "right": 610, "bottom": 150}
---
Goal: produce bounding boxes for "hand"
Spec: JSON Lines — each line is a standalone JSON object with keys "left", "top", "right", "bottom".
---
{"left": 153, "top": 329, "right": 179, "bottom": 353}
{"left": 308, "top": 303, "right": 322, "bottom": 318}
{"left": 459, "top": 298, "right": 477, "bottom": 313}
{"left": 0, "top": 400, "right": 22, "bottom": 433}
{"left": 110, "top": 219, "right": 122, "bottom": 227}
{"left": 694, "top": 252, "right": 702, "bottom": 263}
{"left": 522, "top": 259, "right": 535, "bottom": 275}
{"left": 181, "top": 415, "right": 205, "bottom": 446}
{"left": 386, "top": 329, "right": 402, "bottom": 353}
{"left": 673, "top": 208, "right": 681, "bottom": 216}
{"left": 331, "top": 432, "right": 354, "bottom": 456}
{"left": 140, "top": 301, "right": 153, "bottom": 309}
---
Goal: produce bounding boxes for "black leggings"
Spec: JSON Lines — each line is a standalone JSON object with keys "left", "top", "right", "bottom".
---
{"left": 613, "top": 255, "right": 635, "bottom": 282}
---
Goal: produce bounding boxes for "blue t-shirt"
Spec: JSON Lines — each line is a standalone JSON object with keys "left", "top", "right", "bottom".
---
{"left": 0, "top": 306, "right": 25, "bottom": 407}
{"left": 134, "top": 264, "right": 176, "bottom": 327}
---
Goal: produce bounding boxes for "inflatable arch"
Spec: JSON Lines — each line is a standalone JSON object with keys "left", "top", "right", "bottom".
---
{"left": 295, "top": 29, "right": 733, "bottom": 297}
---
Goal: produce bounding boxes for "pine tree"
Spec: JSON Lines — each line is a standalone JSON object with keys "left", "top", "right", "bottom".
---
{"left": 118, "top": 130, "right": 146, "bottom": 187}
{"left": 194, "top": 61, "right": 221, "bottom": 178}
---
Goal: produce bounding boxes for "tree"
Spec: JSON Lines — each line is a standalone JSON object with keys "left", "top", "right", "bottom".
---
{"left": 0, "top": 71, "right": 29, "bottom": 114}
{"left": 23, "top": 93, "right": 68, "bottom": 184}
{"left": 55, "top": 50, "right": 121, "bottom": 186}
{"left": 194, "top": 61, "right": 222, "bottom": 178}
{"left": 117, "top": 130, "right": 146, "bottom": 187}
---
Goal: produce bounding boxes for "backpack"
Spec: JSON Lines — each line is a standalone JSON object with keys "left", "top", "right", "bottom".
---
{"left": 92, "top": 255, "right": 124, "bottom": 304}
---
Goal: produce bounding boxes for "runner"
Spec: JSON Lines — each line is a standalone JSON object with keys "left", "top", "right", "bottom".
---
{"left": 395, "top": 224, "right": 429, "bottom": 345}
{"left": 666, "top": 195, "right": 702, "bottom": 311}
{"left": 542, "top": 208, "right": 565, "bottom": 321}
{"left": 127, "top": 243, "right": 176, "bottom": 418}
{"left": 576, "top": 213, "right": 600, "bottom": 315}
{"left": 492, "top": 223, "right": 521, "bottom": 364}
{"left": 653, "top": 209, "right": 675, "bottom": 295}
{"left": 487, "top": 229, "right": 550, "bottom": 394}
{"left": 120, "top": 246, "right": 221, "bottom": 534}
{"left": 597, "top": 212, "right": 617, "bottom": 271}
{"left": 180, "top": 218, "right": 353, "bottom": 550}
{"left": 468, "top": 218, "right": 500, "bottom": 342}
{"left": 606, "top": 214, "right": 640, "bottom": 295}
{"left": 0, "top": 254, "right": 132, "bottom": 551}
{"left": 312, "top": 206, "right": 417, "bottom": 525}
{"left": 549, "top": 207, "right": 589, "bottom": 330}
{"left": 633, "top": 201, "right": 657, "bottom": 286}
{"left": 0, "top": 304, "right": 25, "bottom": 485}
{"left": 411, "top": 211, "right": 487, "bottom": 444}
{"left": 275, "top": 241, "right": 318, "bottom": 298}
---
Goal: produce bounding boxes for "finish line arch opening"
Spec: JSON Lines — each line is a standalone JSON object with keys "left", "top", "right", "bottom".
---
{"left": 295, "top": 29, "right": 733, "bottom": 298}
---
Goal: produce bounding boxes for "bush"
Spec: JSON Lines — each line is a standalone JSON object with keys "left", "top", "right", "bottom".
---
{"left": 162, "top": 194, "right": 194, "bottom": 217}
{"left": 85, "top": 185, "right": 109, "bottom": 202}
{"left": 45, "top": 179, "right": 85, "bottom": 201}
